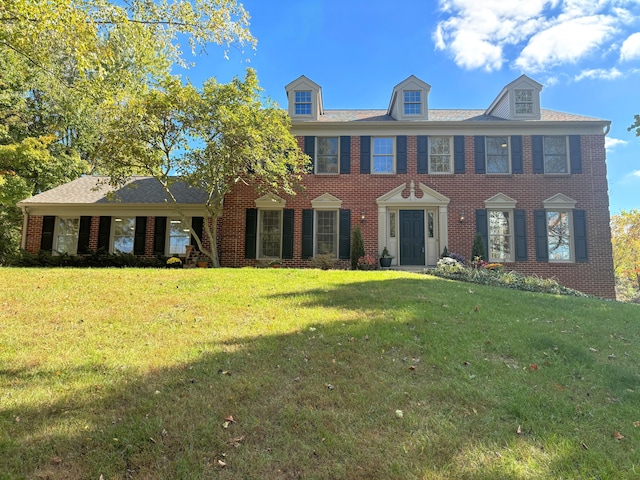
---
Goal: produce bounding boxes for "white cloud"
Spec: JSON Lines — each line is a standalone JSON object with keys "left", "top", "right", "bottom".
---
{"left": 620, "top": 32, "right": 640, "bottom": 61}
{"left": 574, "top": 67, "right": 623, "bottom": 81}
{"left": 605, "top": 137, "right": 628, "bottom": 150}
{"left": 628, "top": 170, "right": 640, "bottom": 179}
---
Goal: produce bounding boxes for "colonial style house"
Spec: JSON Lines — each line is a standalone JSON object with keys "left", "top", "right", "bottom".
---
{"left": 18, "top": 75, "right": 616, "bottom": 298}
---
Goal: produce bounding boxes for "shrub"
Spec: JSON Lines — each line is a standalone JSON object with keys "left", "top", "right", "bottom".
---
{"left": 472, "top": 233, "right": 485, "bottom": 261}
{"left": 310, "top": 254, "right": 338, "bottom": 270}
{"left": 351, "top": 226, "right": 365, "bottom": 270}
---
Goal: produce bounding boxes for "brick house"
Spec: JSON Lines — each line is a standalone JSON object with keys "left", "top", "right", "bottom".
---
{"left": 18, "top": 74, "right": 616, "bottom": 298}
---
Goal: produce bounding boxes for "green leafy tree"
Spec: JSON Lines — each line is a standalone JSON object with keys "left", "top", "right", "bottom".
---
{"left": 351, "top": 226, "right": 365, "bottom": 270}
{"left": 611, "top": 210, "right": 640, "bottom": 293}
{"left": 629, "top": 115, "right": 640, "bottom": 137}
{"left": 94, "top": 70, "right": 310, "bottom": 267}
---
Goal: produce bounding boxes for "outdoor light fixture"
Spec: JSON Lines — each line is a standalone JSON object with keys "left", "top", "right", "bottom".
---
{"left": 459, "top": 212, "right": 466, "bottom": 223}
{"left": 361, "top": 210, "right": 366, "bottom": 223}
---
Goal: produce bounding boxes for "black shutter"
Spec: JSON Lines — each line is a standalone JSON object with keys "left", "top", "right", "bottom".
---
{"left": 41, "top": 216, "right": 55, "bottom": 253}
{"left": 134, "top": 216, "right": 147, "bottom": 256}
{"left": 77, "top": 216, "right": 92, "bottom": 254}
{"left": 569, "top": 135, "right": 582, "bottom": 174}
{"left": 301, "top": 209, "right": 314, "bottom": 259}
{"left": 532, "top": 135, "right": 544, "bottom": 174}
{"left": 475, "top": 209, "right": 488, "bottom": 260}
{"left": 339, "top": 136, "right": 351, "bottom": 174}
{"left": 304, "top": 136, "right": 315, "bottom": 172}
{"left": 360, "top": 136, "right": 371, "bottom": 174}
{"left": 98, "top": 216, "right": 111, "bottom": 252}
{"left": 191, "top": 216, "right": 204, "bottom": 250}
{"left": 474, "top": 136, "right": 486, "bottom": 174}
{"left": 417, "top": 135, "right": 428, "bottom": 174}
{"left": 511, "top": 136, "right": 523, "bottom": 174}
{"left": 514, "top": 209, "right": 527, "bottom": 261}
{"left": 396, "top": 136, "right": 407, "bottom": 174}
{"left": 282, "top": 209, "right": 294, "bottom": 259}
{"left": 534, "top": 210, "right": 548, "bottom": 261}
{"left": 573, "top": 209, "right": 588, "bottom": 262}
{"left": 244, "top": 209, "right": 257, "bottom": 259}
{"left": 338, "top": 209, "right": 351, "bottom": 260}
{"left": 153, "top": 217, "right": 166, "bottom": 256}
{"left": 454, "top": 136, "right": 465, "bottom": 174}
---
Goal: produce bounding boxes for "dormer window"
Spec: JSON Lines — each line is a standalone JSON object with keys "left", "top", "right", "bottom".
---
{"left": 515, "top": 89, "right": 533, "bottom": 115}
{"left": 404, "top": 91, "right": 421, "bottom": 115}
{"left": 295, "top": 91, "right": 312, "bottom": 115}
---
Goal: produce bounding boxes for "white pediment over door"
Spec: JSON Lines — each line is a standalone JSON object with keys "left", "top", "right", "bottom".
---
{"left": 376, "top": 181, "right": 450, "bottom": 207}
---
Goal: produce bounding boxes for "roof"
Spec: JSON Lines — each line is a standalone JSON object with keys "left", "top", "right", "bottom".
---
{"left": 309, "top": 108, "right": 606, "bottom": 123}
{"left": 18, "top": 176, "right": 208, "bottom": 206}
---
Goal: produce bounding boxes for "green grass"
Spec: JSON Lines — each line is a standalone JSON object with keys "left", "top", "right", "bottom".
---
{"left": 1, "top": 267, "right": 639, "bottom": 479}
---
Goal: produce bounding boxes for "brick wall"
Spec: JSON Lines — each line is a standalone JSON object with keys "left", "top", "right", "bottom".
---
{"left": 24, "top": 215, "right": 44, "bottom": 254}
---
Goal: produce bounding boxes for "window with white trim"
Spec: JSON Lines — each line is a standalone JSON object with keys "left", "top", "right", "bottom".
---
{"left": 488, "top": 210, "right": 512, "bottom": 262}
{"left": 515, "top": 89, "right": 533, "bottom": 115}
{"left": 112, "top": 217, "right": 135, "bottom": 254}
{"left": 486, "top": 136, "right": 510, "bottom": 174}
{"left": 258, "top": 210, "right": 282, "bottom": 258}
{"left": 429, "top": 136, "right": 452, "bottom": 173}
{"left": 168, "top": 218, "right": 191, "bottom": 255}
{"left": 295, "top": 91, "right": 312, "bottom": 115}
{"left": 543, "top": 136, "right": 568, "bottom": 174}
{"left": 372, "top": 137, "right": 394, "bottom": 174}
{"left": 55, "top": 217, "right": 80, "bottom": 254}
{"left": 404, "top": 91, "right": 421, "bottom": 115}
{"left": 547, "top": 210, "right": 572, "bottom": 261}
{"left": 316, "top": 137, "right": 339, "bottom": 174}
{"left": 316, "top": 210, "right": 337, "bottom": 256}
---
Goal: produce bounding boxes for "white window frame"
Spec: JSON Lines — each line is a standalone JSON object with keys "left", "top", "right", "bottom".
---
{"left": 514, "top": 89, "right": 534, "bottom": 115}
{"left": 167, "top": 217, "right": 192, "bottom": 256}
{"left": 543, "top": 136, "right": 569, "bottom": 174}
{"left": 257, "top": 209, "right": 283, "bottom": 259}
{"left": 488, "top": 210, "right": 513, "bottom": 262}
{"left": 428, "top": 136, "right": 453, "bottom": 174}
{"left": 54, "top": 217, "right": 80, "bottom": 255}
{"left": 546, "top": 210, "right": 573, "bottom": 262}
{"left": 111, "top": 216, "right": 136, "bottom": 254}
{"left": 316, "top": 137, "right": 340, "bottom": 174}
{"left": 371, "top": 137, "right": 395, "bottom": 174}
{"left": 294, "top": 90, "right": 312, "bottom": 116}
{"left": 314, "top": 209, "right": 338, "bottom": 257}
{"left": 403, "top": 90, "right": 421, "bottom": 115}
{"left": 486, "top": 136, "right": 510, "bottom": 174}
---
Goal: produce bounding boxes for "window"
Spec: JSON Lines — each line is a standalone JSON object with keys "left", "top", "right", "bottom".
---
{"left": 55, "top": 217, "right": 80, "bottom": 254}
{"left": 316, "top": 137, "right": 339, "bottom": 174}
{"left": 543, "top": 136, "right": 568, "bottom": 174}
{"left": 168, "top": 218, "right": 191, "bottom": 255}
{"left": 316, "top": 210, "right": 337, "bottom": 255}
{"left": 258, "top": 210, "right": 282, "bottom": 258}
{"left": 488, "top": 210, "right": 512, "bottom": 262}
{"left": 389, "top": 211, "right": 396, "bottom": 238}
{"left": 515, "top": 89, "right": 533, "bottom": 115}
{"left": 112, "top": 217, "right": 135, "bottom": 254}
{"left": 486, "top": 137, "right": 510, "bottom": 173}
{"left": 372, "top": 137, "right": 394, "bottom": 174}
{"left": 547, "top": 211, "right": 571, "bottom": 261}
{"left": 429, "top": 136, "right": 452, "bottom": 173}
{"left": 295, "top": 91, "right": 311, "bottom": 115}
{"left": 404, "top": 91, "right": 421, "bottom": 115}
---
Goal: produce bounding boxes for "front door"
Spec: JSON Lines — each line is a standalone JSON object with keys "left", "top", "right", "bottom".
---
{"left": 400, "top": 210, "right": 425, "bottom": 266}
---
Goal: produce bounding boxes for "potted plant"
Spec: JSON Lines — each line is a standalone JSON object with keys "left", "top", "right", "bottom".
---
{"left": 166, "top": 257, "right": 182, "bottom": 269}
{"left": 379, "top": 247, "right": 393, "bottom": 268}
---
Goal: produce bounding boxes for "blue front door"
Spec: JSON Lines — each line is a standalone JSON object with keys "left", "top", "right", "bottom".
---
{"left": 400, "top": 210, "right": 425, "bottom": 266}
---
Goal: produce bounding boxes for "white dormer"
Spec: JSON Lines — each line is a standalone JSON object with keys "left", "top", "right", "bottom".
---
{"left": 485, "top": 75, "right": 542, "bottom": 120}
{"left": 285, "top": 75, "right": 323, "bottom": 121}
{"left": 387, "top": 75, "right": 431, "bottom": 121}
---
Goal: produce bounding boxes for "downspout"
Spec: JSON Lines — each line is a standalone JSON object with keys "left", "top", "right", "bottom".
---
{"left": 20, "top": 206, "right": 29, "bottom": 250}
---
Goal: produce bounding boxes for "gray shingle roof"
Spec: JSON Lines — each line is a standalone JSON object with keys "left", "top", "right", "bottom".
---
{"left": 18, "top": 176, "right": 208, "bottom": 205}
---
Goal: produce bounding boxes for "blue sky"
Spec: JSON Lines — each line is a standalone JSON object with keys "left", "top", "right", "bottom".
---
{"left": 176, "top": 0, "right": 640, "bottom": 215}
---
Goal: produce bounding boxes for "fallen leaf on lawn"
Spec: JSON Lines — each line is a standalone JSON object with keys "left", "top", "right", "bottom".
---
{"left": 217, "top": 459, "right": 227, "bottom": 467}
{"left": 589, "top": 347, "right": 598, "bottom": 353}
{"left": 222, "top": 421, "right": 231, "bottom": 429}
{"left": 529, "top": 363, "right": 538, "bottom": 371}
{"left": 474, "top": 304, "right": 479, "bottom": 312}
{"left": 395, "top": 410, "right": 404, "bottom": 418}
{"left": 325, "top": 383, "right": 335, "bottom": 390}
{"left": 612, "top": 431, "right": 625, "bottom": 440}
{"left": 161, "top": 429, "right": 168, "bottom": 437}
{"left": 516, "top": 425, "right": 522, "bottom": 434}
{"left": 463, "top": 361, "right": 471, "bottom": 366}
{"left": 409, "top": 365, "right": 417, "bottom": 371}
{"left": 608, "top": 354, "right": 617, "bottom": 359}
{"left": 218, "top": 369, "right": 232, "bottom": 376}
{"left": 225, "top": 415, "right": 235, "bottom": 423}
{"left": 149, "top": 437, "right": 156, "bottom": 444}
{"left": 229, "top": 436, "right": 246, "bottom": 447}
{"left": 50, "top": 456, "right": 62, "bottom": 465}
{"left": 633, "top": 421, "right": 640, "bottom": 428}
{"left": 555, "top": 384, "right": 565, "bottom": 391}
{"left": 581, "top": 442, "right": 589, "bottom": 450}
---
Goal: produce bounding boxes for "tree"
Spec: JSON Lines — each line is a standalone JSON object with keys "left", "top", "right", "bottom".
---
{"left": 629, "top": 115, "right": 640, "bottom": 137}
{"left": 94, "top": 69, "right": 310, "bottom": 267}
{"left": 611, "top": 210, "right": 640, "bottom": 293}
{"left": 351, "top": 226, "right": 365, "bottom": 270}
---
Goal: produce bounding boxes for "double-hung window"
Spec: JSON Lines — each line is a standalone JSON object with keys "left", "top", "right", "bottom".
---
{"left": 429, "top": 136, "right": 452, "bottom": 173}
{"left": 55, "top": 217, "right": 80, "bottom": 254}
{"left": 295, "top": 91, "right": 312, "bottom": 115}
{"left": 168, "top": 218, "right": 191, "bottom": 255}
{"left": 543, "top": 136, "right": 568, "bottom": 174}
{"left": 112, "top": 217, "right": 135, "bottom": 254}
{"left": 488, "top": 210, "right": 512, "bottom": 262}
{"left": 372, "top": 137, "right": 394, "bottom": 174}
{"left": 316, "top": 210, "right": 338, "bottom": 256}
{"left": 258, "top": 210, "right": 282, "bottom": 258}
{"left": 404, "top": 91, "right": 421, "bottom": 115}
{"left": 546, "top": 210, "right": 572, "bottom": 261}
{"left": 316, "top": 137, "right": 339, "bottom": 174}
{"left": 486, "top": 137, "right": 510, "bottom": 174}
